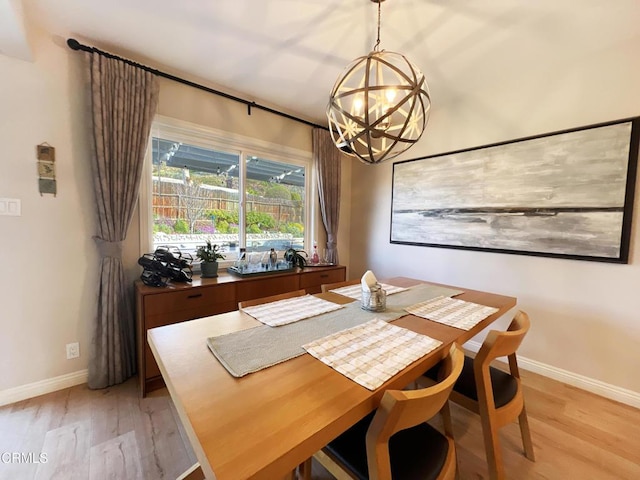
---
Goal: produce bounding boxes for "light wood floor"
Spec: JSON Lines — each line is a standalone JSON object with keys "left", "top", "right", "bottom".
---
{"left": 1, "top": 368, "right": 639, "bottom": 480}
{"left": 0, "top": 378, "right": 197, "bottom": 480}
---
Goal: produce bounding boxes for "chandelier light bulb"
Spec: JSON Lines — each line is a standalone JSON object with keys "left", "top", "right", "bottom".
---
{"left": 353, "top": 96, "right": 364, "bottom": 116}
{"left": 385, "top": 88, "right": 396, "bottom": 103}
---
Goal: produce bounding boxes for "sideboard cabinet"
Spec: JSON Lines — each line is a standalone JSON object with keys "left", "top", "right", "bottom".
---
{"left": 135, "top": 265, "right": 346, "bottom": 395}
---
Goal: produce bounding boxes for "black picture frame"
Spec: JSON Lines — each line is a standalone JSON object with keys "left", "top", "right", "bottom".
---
{"left": 390, "top": 117, "right": 640, "bottom": 263}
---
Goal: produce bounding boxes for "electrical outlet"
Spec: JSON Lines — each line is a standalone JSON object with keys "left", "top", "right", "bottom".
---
{"left": 66, "top": 342, "right": 80, "bottom": 359}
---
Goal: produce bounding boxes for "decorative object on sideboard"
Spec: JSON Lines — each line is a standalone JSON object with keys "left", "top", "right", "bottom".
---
{"left": 227, "top": 262, "right": 295, "bottom": 277}
{"left": 326, "top": 0, "right": 431, "bottom": 165}
{"left": 311, "top": 243, "right": 320, "bottom": 264}
{"left": 196, "top": 240, "right": 225, "bottom": 278}
{"left": 138, "top": 246, "right": 193, "bottom": 286}
{"left": 284, "top": 247, "right": 308, "bottom": 268}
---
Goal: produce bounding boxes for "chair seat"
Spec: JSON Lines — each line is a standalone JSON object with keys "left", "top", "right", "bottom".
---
{"left": 326, "top": 412, "right": 450, "bottom": 480}
{"left": 425, "top": 355, "right": 518, "bottom": 408}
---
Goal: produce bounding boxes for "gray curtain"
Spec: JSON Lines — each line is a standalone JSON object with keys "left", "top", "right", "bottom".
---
{"left": 313, "top": 128, "right": 342, "bottom": 264}
{"left": 86, "top": 52, "right": 160, "bottom": 389}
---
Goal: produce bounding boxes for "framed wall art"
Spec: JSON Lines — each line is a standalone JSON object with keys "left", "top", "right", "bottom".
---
{"left": 390, "top": 117, "right": 639, "bottom": 263}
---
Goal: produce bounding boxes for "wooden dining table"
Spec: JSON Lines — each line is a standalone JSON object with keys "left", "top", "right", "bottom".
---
{"left": 147, "top": 277, "right": 516, "bottom": 480}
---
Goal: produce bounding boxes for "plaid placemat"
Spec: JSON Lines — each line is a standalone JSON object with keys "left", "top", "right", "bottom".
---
{"left": 208, "top": 283, "right": 463, "bottom": 377}
{"left": 241, "top": 294, "right": 345, "bottom": 327}
{"left": 405, "top": 296, "right": 498, "bottom": 331}
{"left": 330, "top": 283, "right": 409, "bottom": 299}
{"left": 302, "top": 318, "right": 442, "bottom": 390}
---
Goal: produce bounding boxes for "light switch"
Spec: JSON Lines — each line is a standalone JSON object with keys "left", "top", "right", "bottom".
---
{"left": 0, "top": 198, "right": 21, "bottom": 216}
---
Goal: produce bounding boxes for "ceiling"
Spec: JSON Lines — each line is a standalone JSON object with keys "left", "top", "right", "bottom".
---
{"left": 3, "top": 0, "right": 640, "bottom": 126}
{"left": 0, "top": 0, "right": 31, "bottom": 60}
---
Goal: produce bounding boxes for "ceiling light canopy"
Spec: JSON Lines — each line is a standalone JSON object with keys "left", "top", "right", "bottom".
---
{"left": 327, "top": 0, "right": 431, "bottom": 164}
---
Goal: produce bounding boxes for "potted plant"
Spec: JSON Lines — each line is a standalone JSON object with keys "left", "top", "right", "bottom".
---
{"left": 196, "top": 240, "right": 225, "bottom": 278}
{"left": 284, "top": 247, "right": 307, "bottom": 268}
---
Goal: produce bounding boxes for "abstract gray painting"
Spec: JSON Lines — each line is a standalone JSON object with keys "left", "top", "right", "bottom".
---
{"left": 391, "top": 118, "right": 639, "bottom": 262}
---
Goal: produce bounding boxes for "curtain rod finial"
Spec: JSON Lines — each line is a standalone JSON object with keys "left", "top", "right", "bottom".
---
{"left": 67, "top": 38, "right": 81, "bottom": 50}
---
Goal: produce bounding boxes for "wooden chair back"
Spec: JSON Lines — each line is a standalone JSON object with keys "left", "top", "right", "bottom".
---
{"left": 474, "top": 311, "right": 530, "bottom": 377}
{"left": 365, "top": 344, "right": 464, "bottom": 480}
{"left": 238, "top": 289, "right": 306, "bottom": 310}
{"left": 320, "top": 279, "right": 360, "bottom": 293}
{"left": 452, "top": 310, "right": 534, "bottom": 480}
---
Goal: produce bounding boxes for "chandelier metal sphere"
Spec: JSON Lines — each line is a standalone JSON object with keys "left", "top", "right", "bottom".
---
{"left": 326, "top": 1, "right": 431, "bottom": 164}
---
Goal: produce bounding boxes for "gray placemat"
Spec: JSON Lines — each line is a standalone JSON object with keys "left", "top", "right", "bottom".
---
{"left": 206, "top": 283, "right": 463, "bottom": 377}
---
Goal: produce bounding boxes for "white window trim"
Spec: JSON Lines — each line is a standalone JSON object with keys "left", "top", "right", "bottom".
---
{"left": 138, "top": 115, "right": 317, "bottom": 267}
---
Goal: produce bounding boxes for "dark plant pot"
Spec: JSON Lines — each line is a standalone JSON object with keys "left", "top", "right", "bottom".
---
{"left": 201, "top": 261, "right": 219, "bottom": 278}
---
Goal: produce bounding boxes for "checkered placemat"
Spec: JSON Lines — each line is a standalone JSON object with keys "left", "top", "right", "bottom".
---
{"left": 330, "top": 283, "right": 409, "bottom": 300}
{"left": 241, "top": 294, "right": 345, "bottom": 327}
{"left": 302, "top": 318, "right": 442, "bottom": 390}
{"left": 405, "top": 296, "right": 499, "bottom": 331}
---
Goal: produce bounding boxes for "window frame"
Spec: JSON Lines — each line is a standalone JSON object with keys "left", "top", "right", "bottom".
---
{"left": 139, "top": 115, "right": 316, "bottom": 268}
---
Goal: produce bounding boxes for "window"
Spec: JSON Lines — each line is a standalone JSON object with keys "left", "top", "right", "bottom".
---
{"left": 140, "top": 117, "right": 313, "bottom": 265}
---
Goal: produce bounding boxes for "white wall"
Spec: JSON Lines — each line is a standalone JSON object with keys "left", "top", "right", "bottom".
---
{"left": 0, "top": 29, "right": 97, "bottom": 393}
{"left": 348, "top": 30, "right": 640, "bottom": 396}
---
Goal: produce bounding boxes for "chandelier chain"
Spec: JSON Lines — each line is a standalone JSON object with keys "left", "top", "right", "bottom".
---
{"left": 374, "top": 0, "right": 382, "bottom": 51}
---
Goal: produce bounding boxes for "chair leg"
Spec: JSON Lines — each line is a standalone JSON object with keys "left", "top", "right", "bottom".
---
{"left": 297, "top": 458, "right": 312, "bottom": 480}
{"left": 440, "top": 402, "right": 461, "bottom": 480}
{"left": 479, "top": 413, "right": 505, "bottom": 480}
{"left": 441, "top": 401, "right": 454, "bottom": 439}
{"left": 518, "top": 405, "right": 535, "bottom": 461}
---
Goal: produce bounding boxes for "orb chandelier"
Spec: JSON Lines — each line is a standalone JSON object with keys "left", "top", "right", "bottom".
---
{"left": 327, "top": 0, "right": 431, "bottom": 164}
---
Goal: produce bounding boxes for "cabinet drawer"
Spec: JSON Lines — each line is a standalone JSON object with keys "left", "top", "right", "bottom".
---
{"left": 236, "top": 275, "right": 300, "bottom": 302}
{"left": 144, "top": 283, "right": 236, "bottom": 316}
{"left": 146, "top": 301, "right": 237, "bottom": 329}
{"left": 299, "top": 268, "right": 346, "bottom": 293}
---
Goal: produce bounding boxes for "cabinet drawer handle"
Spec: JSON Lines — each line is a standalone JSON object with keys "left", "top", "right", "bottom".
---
{"left": 187, "top": 293, "right": 203, "bottom": 299}
{"left": 320, "top": 274, "right": 329, "bottom": 278}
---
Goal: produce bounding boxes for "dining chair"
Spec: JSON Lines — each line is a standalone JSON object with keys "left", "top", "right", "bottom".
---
{"left": 313, "top": 343, "right": 464, "bottom": 480}
{"left": 320, "top": 279, "right": 360, "bottom": 293}
{"left": 424, "top": 311, "right": 535, "bottom": 480}
{"left": 237, "top": 289, "right": 306, "bottom": 309}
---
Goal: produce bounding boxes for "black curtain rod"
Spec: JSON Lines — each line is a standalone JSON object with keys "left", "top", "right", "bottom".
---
{"left": 66, "top": 38, "right": 328, "bottom": 131}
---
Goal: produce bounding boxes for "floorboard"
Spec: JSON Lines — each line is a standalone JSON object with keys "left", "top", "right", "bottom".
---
{"left": 0, "top": 369, "right": 638, "bottom": 480}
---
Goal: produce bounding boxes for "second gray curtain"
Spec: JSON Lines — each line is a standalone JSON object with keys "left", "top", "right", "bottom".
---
{"left": 86, "top": 52, "right": 160, "bottom": 389}
{"left": 313, "top": 128, "right": 341, "bottom": 264}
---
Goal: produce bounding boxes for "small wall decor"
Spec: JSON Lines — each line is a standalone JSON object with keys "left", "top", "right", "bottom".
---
{"left": 37, "top": 143, "right": 57, "bottom": 196}
{"left": 390, "top": 117, "right": 639, "bottom": 263}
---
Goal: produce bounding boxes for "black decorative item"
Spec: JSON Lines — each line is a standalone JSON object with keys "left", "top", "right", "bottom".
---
{"left": 284, "top": 248, "right": 308, "bottom": 268}
{"left": 390, "top": 117, "right": 639, "bottom": 263}
{"left": 138, "top": 246, "right": 193, "bottom": 286}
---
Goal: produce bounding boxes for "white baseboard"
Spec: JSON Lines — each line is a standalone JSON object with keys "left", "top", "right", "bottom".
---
{"left": 3, "top": 347, "right": 640, "bottom": 411}
{"left": 465, "top": 341, "right": 640, "bottom": 409}
{"left": 0, "top": 370, "right": 88, "bottom": 407}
